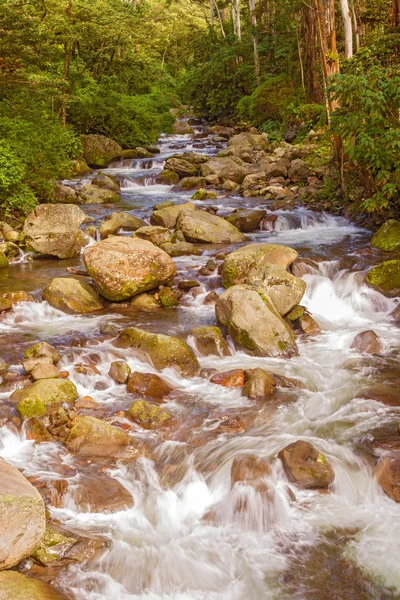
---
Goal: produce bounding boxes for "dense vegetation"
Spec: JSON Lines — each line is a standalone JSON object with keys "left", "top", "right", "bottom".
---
{"left": 0, "top": 0, "right": 399, "bottom": 214}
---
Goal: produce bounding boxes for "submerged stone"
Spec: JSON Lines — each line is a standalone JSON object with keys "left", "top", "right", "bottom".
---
{"left": 128, "top": 400, "right": 172, "bottom": 429}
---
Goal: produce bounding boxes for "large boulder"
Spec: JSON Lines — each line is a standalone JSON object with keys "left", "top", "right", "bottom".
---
{"left": 221, "top": 243, "right": 298, "bottom": 288}
{"left": 0, "top": 571, "right": 66, "bottom": 600}
{"left": 176, "top": 209, "right": 247, "bottom": 244}
{"left": 115, "top": 327, "right": 200, "bottom": 376}
{"left": 228, "top": 132, "right": 269, "bottom": 151}
{"left": 53, "top": 182, "right": 79, "bottom": 204}
{"left": 99, "top": 212, "right": 147, "bottom": 238}
{"left": 150, "top": 202, "right": 196, "bottom": 229}
{"left": 278, "top": 440, "right": 335, "bottom": 489}
{"left": 225, "top": 209, "right": 266, "bottom": 233}
{"left": 23, "top": 204, "right": 86, "bottom": 259}
{"left": 215, "top": 284, "right": 298, "bottom": 357}
{"left": 43, "top": 277, "right": 104, "bottom": 314}
{"left": 134, "top": 226, "right": 172, "bottom": 246}
{"left": 78, "top": 184, "right": 120, "bottom": 204}
{"left": 374, "top": 455, "right": 400, "bottom": 502}
{"left": 0, "top": 458, "right": 46, "bottom": 569}
{"left": 180, "top": 152, "right": 210, "bottom": 165}
{"left": 200, "top": 157, "right": 248, "bottom": 183}
{"left": 164, "top": 158, "right": 198, "bottom": 179}
{"left": 190, "top": 326, "right": 231, "bottom": 357}
{"left": 66, "top": 416, "right": 131, "bottom": 458}
{"left": 172, "top": 121, "right": 194, "bottom": 135}
{"left": 245, "top": 264, "right": 306, "bottom": 316}
{"left": 91, "top": 172, "right": 120, "bottom": 192}
{"left": 365, "top": 260, "right": 400, "bottom": 296}
{"left": 370, "top": 220, "right": 400, "bottom": 252}
{"left": 81, "top": 134, "right": 123, "bottom": 168}
{"left": 84, "top": 237, "right": 176, "bottom": 301}
{"left": 10, "top": 379, "right": 79, "bottom": 419}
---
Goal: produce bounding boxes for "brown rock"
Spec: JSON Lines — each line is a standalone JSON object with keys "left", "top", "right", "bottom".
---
{"left": 350, "top": 330, "right": 382, "bottom": 354}
{"left": 0, "top": 571, "right": 67, "bottom": 600}
{"left": 299, "top": 313, "right": 322, "bottom": 335}
{"left": 69, "top": 475, "right": 134, "bottom": 512}
{"left": 66, "top": 416, "right": 132, "bottom": 458}
{"left": 128, "top": 400, "right": 172, "bottom": 430}
{"left": 278, "top": 440, "right": 335, "bottom": 489}
{"left": 231, "top": 455, "right": 271, "bottom": 484}
{"left": 109, "top": 360, "right": 131, "bottom": 384}
{"left": 190, "top": 326, "right": 230, "bottom": 357}
{"left": 127, "top": 371, "right": 173, "bottom": 400}
{"left": 374, "top": 455, "right": 400, "bottom": 502}
{"left": 210, "top": 369, "right": 246, "bottom": 388}
{"left": 31, "top": 363, "right": 60, "bottom": 380}
{"left": 242, "top": 368, "right": 276, "bottom": 399}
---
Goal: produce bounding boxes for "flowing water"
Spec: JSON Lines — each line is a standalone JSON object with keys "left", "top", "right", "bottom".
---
{"left": 1, "top": 126, "right": 399, "bottom": 599}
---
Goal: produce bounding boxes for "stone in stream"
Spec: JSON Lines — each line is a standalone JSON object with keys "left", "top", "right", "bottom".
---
{"left": 130, "top": 292, "right": 161, "bottom": 310}
{"left": 119, "top": 147, "right": 153, "bottom": 159}
{"left": 43, "top": 277, "right": 104, "bottom": 314}
{"left": 115, "top": 327, "right": 200, "bottom": 377}
{"left": 134, "top": 225, "right": 172, "bottom": 246}
{"left": 99, "top": 212, "right": 147, "bottom": 238}
{"left": 221, "top": 243, "right": 298, "bottom": 288}
{"left": 172, "top": 121, "right": 194, "bottom": 135}
{"left": 0, "top": 297, "right": 12, "bottom": 312}
{"left": 31, "top": 363, "right": 60, "bottom": 380}
{"left": 365, "top": 260, "right": 400, "bottom": 296}
{"left": 176, "top": 176, "right": 207, "bottom": 190}
{"left": 0, "top": 457, "right": 46, "bottom": 569}
{"left": 278, "top": 440, "right": 335, "bottom": 489}
{"left": 24, "top": 341, "right": 61, "bottom": 363}
{"left": 150, "top": 201, "right": 196, "bottom": 228}
{"left": 225, "top": 209, "right": 266, "bottom": 232}
{"left": 66, "top": 416, "right": 133, "bottom": 458}
{"left": 2, "top": 290, "right": 34, "bottom": 305}
{"left": 78, "top": 183, "right": 120, "bottom": 204}
{"left": 231, "top": 455, "right": 271, "bottom": 485}
{"left": 128, "top": 400, "right": 172, "bottom": 429}
{"left": 164, "top": 157, "right": 198, "bottom": 178}
{"left": 31, "top": 525, "right": 77, "bottom": 566}
{"left": 350, "top": 330, "right": 383, "bottom": 354}
{"left": 53, "top": 182, "right": 79, "bottom": 204}
{"left": 91, "top": 172, "right": 120, "bottom": 192}
{"left": 81, "top": 134, "right": 123, "bottom": 168}
{"left": 215, "top": 285, "right": 298, "bottom": 357}
{"left": 210, "top": 369, "right": 246, "bottom": 387}
{"left": 191, "top": 188, "right": 218, "bottom": 200}
{"left": 190, "top": 326, "right": 231, "bottom": 357}
{"left": 160, "top": 241, "right": 202, "bottom": 257}
{"left": 370, "top": 219, "right": 400, "bottom": 252}
{"left": 374, "top": 455, "right": 400, "bottom": 502}
{"left": 158, "top": 286, "right": 180, "bottom": 307}
{"left": 200, "top": 157, "right": 248, "bottom": 183}
{"left": 389, "top": 304, "right": 400, "bottom": 323}
{"left": 127, "top": 371, "right": 173, "bottom": 400}
{"left": 0, "top": 571, "right": 67, "bottom": 600}
{"left": 67, "top": 475, "right": 134, "bottom": 513}
{"left": 156, "top": 170, "right": 179, "bottom": 185}
{"left": 242, "top": 368, "right": 276, "bottom": 400}
{"left": 109, "top": 360, "right": 131, "bottom": 384}
{"left": 298, "top": 313, "right": 322, "bottom": 335}
{"left": 11, "top": 379, "right": 79, "bottom": 419}
{"left": 245, "top": 264, "right": 306, "bottom": 316}
{"left": 176, "top": 209, "right": 247, "bottom": 244}
{"left": 84, "top": 237, "right": 176, "bottom": 301}
{"left": 23, "top": 204, "right": 86, "bottom": 259}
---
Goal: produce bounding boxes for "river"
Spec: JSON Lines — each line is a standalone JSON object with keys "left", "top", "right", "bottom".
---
{"left": 0, "top": 125, "right": 399, "bottom": 599}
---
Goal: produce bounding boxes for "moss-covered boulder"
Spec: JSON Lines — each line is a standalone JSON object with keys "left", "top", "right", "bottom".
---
{"left": 11, "top": 379, "right": 78, "bottom": 419}
{"left": 43, "top": 277, "right": 104, "bottom": 314}
{"left": 159, "top": 241, "right": 202, "bottom": 257}
{"left": 99, "top": 212, "right": 146, "bottom": 239}
{"left": 23, "top": 204, "right": 86, "bottom": 259}
{"left": 370, "top": 220, "right": 400, "bottom": 252}
{"left": 172, "top": 121, "right": 194, "bottom": 135}
{"left": 177, "top": 177, "right": 207, "bottom": 190}
{"left": 24, "top": 341, "right": 60, "bottom": 362}
{"left": 222, "top": 243, "right": 298, "bottom": 288}
{"left": 32, "top": 525, "right": 77, "bottom": 566}
{"left": 91, "top": 172, "right": 120, "bottom": 192}
{"left": 215, "top": 284, "right": 298, "bottom": 357}
{"left": 0, "top": 571, "right": 67, "bottom": 600}
{"left": 278, "top": 440, "right": 335, "bottom": 489}
{"left": 176, "top": 209, "right": 247, "bottom": 244}
{"left": 84, "top": 237, "right": 176, "bottom": 301}
{"left": 128, "top": 400, "right": 172, "bottom": 429}
{"left": 66, "top": 416, "right": 131, "bottom": 457}
{"left": 164, "top": 158, "right": 198, "bottom": 179}
{"left": 81, "top": 134, "right": 122, "bottom": 168}
{"left": 156, "top": 170, "right": 179, "bottom": 185}
{"left": 191, "top": 188, "right": 217, "bottom": 200}
{"left": 115, "top": 327, "right": 200, "bottom": 376}
{"left": 225, "top": 209, "right": 266, "bottom": 233}
{"left": 78, "top": 184, "right": 120, "bottom": 204}
{"left": 158, "top": 286, "right": 179, "bottom": 307}
{"left": 200, "top": 157, "right": 248, "bottom": 183}
{"left": 190, "top": 326, "right": 230, "bottom": 357}
{"left": 0, "top": 457, "right": 46, "bottom": 569}
{"left": 53, "top": 182, "right": 79, "bottom": 204}
{"left": 150, "top": 202, "right": 196, "bottom": 229}
{"left": 134, "top": 225, "right": 172, "bottom": 246}
{"left": 0, "top": 251, "right": 9, "bottom": 268}
{"left": 365, "top": 260, "right": 400, "bottom": 296}
{"left": 246, "top": 264, "right": 306, "bottom": 316}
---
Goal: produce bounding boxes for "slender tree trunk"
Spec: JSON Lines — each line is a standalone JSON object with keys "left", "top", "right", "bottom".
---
{"left": 393, "top": 0, "right": 400, "bottom": 26}
{"left": 295, "top": 20, "right": 305, "bottom": 91}
{"left": 232, "top": 0, "right": 236, "bottom": 35}
{"left": 350, "top": 0, "right": 360, "bottom": 50}
{"left": 340, "top": 0, "right": 353, "bottom": 58}
{"left": 61, "top": 0, "right": 73, "bottom": 128}
{"left": 210, "top": 0, "right": 214, "bottom": 27}
{"left": 213, "top": 0, "right": 226, "bottom": 38}
{"left": 304, "top": 4, "right": 321, "bottom": 102}
{"left": 236, "top": 0, "right": 241, "bottom": 41}
{"left": 248, "top": 0, "right": 260, "bottom": 83}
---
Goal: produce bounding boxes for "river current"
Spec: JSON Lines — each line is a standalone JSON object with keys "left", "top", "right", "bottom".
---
{"left": 0, "top": 126, "right": 399, "bottom": 599}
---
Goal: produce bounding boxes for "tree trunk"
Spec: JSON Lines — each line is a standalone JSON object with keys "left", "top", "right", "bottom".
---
{"left": 210, "top": 0, "right": 214, "bottom": 27}
{"left": 393, "top": 0, "right": 400, "bottom": 26}
{"left": 340, "top": 0, "right": 353, "bottom": 58}
{"left": 350, "top": 0, "right": 360, "bottom": 51}
{"left": 304, "top": 4, "right": 321, "bottom": 102}
{"left": 236, "top": 0, "right": 241, "bottom": 41}
{"left": 248, "top": 0, "right": 260, "bottom": 83}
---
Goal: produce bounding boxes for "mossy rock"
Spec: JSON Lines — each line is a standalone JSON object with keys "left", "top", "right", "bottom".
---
{"left": 286, "top": 305, "right": 306, "bottom": 321}
{"left": 66, "top": 416, "right": 131, "bottom": 457}
{"left": 156, "top": 170, "right": 179, "bottom": 185}
{"left": 32, "top": 526, "right": 77, "bottom": 565}
{"left": 365, "top": 260, "right": 400, "bottom": 296}
{"left": 190, "top": 326, "right": 230, "bottom": 357}
{"left": 191, "top": 188, "right": 217, "bottom": 200}
{"left": 370, "top": 219, "right": 400, "bottom": 252}
{"left": 11, "top": 379, "right": 78, "bottom": 419}
{"left": 128, "top": 400, "right": 171, "bottom": 429}
{"left": 158, "top": 287, "right": 179, "bottom": 307}
{"left": 81, "top": 134, "right": 123, "bottom": 168}
{"left": 115, "top": 327, "right": 200, "bottom": 376}
{"left": 0, "top": 251, "right": 9, "bottom": 268}
{"left": 0, "top": 571, "right": 66, "bottom": 600}
{"left": 43, "top": 277, "right": 104, "bottom": 314}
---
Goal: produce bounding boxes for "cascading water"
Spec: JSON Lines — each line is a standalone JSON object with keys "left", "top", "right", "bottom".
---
{"left": 0, "top": 124, "right": 399, "bottom": 600}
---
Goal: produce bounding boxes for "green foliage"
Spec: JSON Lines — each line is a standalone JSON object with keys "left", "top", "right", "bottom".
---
{"left": 329, "top": 66, "right": 400, "bottom": 211}
{"left": 0, "top": 141, "right": 36, "bottom": 215}
{"left": 282, "top": 102, "right": 326, "bottom": 134}
{"left": 258, "top": 120, "right": 283, "bottom": 143}
{"left": 237, "top": 75, "right": 297, "bottom": 125}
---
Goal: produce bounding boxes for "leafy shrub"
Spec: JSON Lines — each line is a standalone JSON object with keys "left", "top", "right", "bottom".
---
{"left": 329, "top": 66, "right": 400, "bottom": 211}
{"left": 236, "top": 75, "right": 297, "bottom": 126}
{"left": 282, "top": 102, "right": 326, "bottom": 132}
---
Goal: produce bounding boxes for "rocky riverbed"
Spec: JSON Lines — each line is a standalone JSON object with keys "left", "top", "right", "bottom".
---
{"left": 0, "top": 122, "right": 399, "bottom": 600}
